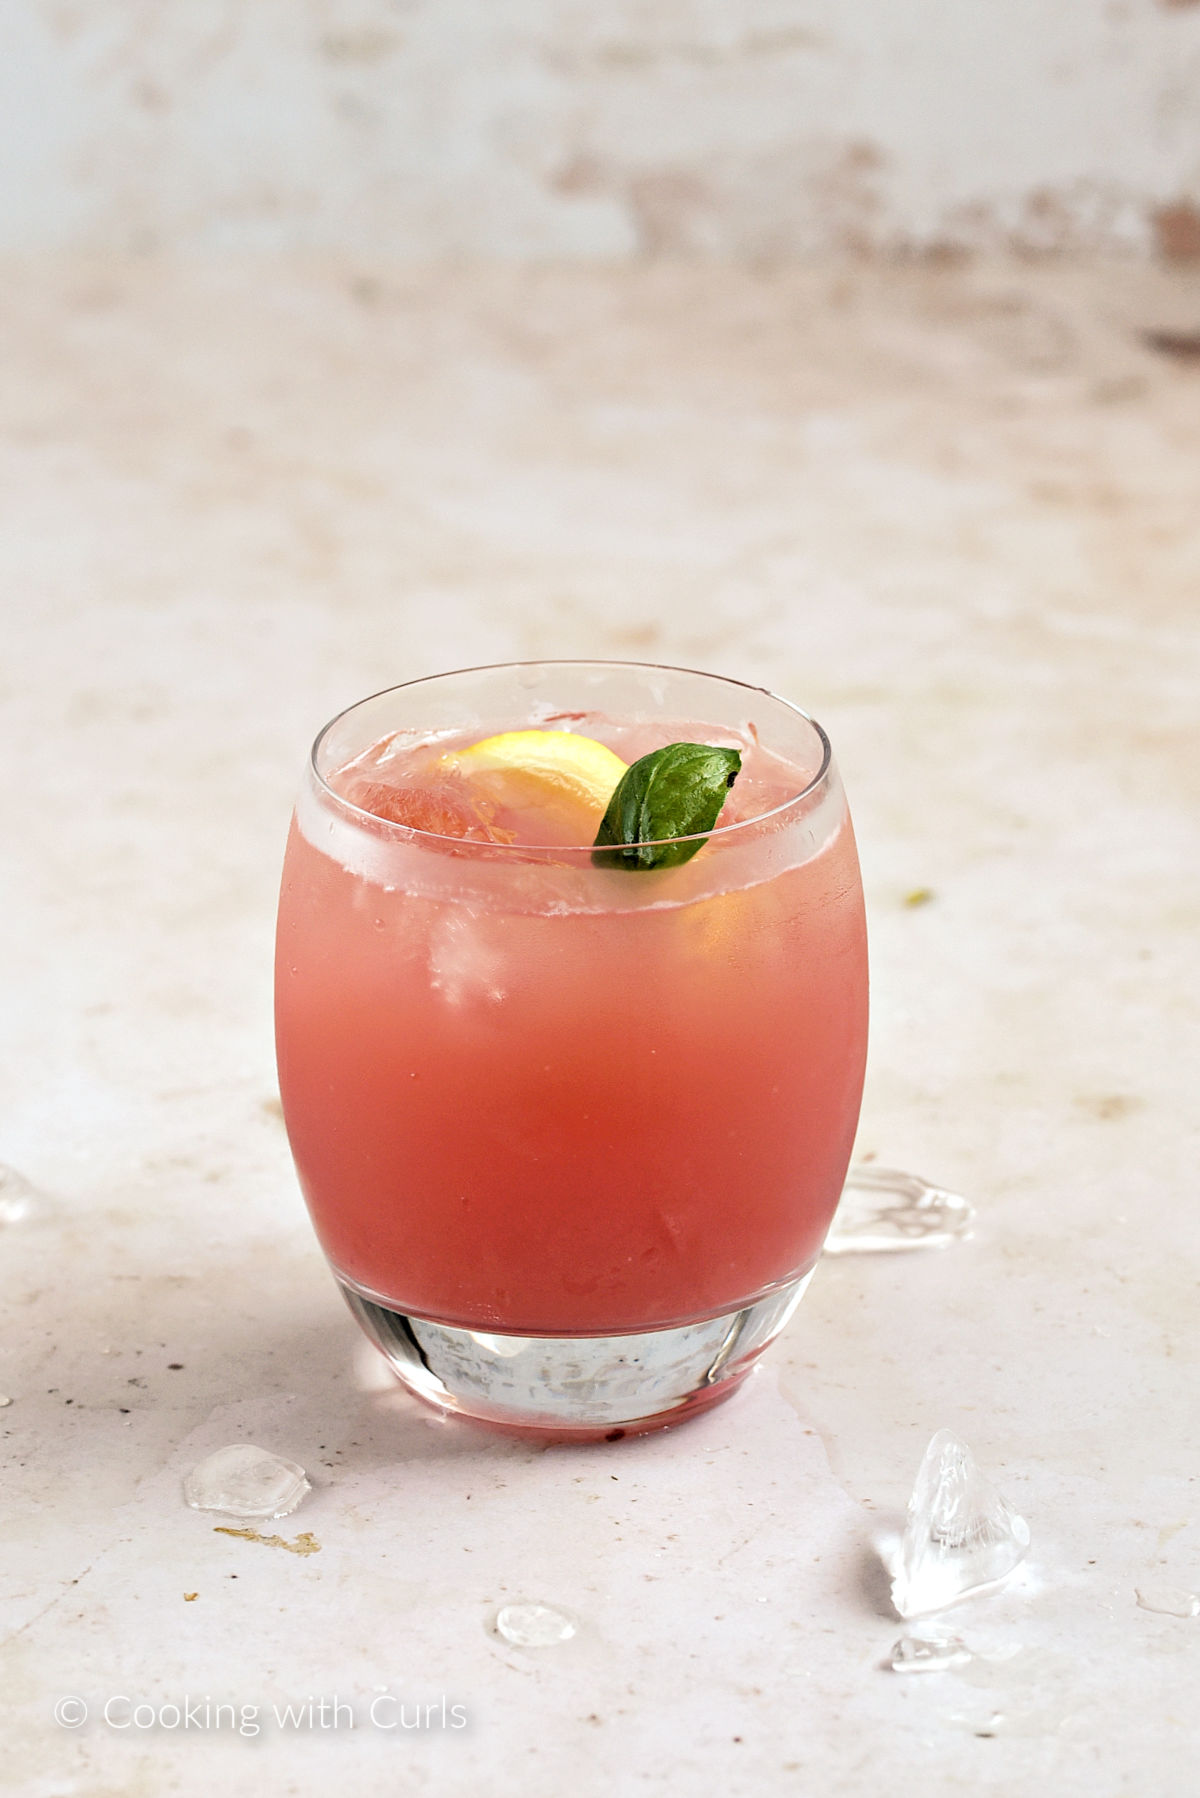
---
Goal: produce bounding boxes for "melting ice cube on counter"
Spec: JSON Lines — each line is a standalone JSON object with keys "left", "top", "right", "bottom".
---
{"left": 494, "top": 1602, "right": 577, "bottom": 1647}
{"left": 887, "top": 1628, "right": 975, "bottom": 1673}
{"left": 891, "top": 1430, "right": 1030, "bottom": 1618}
{"left": 0, "top": 1163, "right": 53, "bottom": 1226}
{"left": 183, "top": 1444, "right": 310, "bottom": 1520}
{"left": 825, "top": 1167, "right": 974, "bottom": 1254}
{"left": 1135, "top": 1584, "right": 1200, "bottom": 1618}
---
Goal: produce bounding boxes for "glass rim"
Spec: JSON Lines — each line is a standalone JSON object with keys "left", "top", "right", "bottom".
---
{"left": 309, "top": 658, "right": 833, "bottom": 855}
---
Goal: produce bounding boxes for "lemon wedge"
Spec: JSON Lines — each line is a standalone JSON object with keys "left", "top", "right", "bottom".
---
{"left": 440, "top": 730, "right": 628, "bottom": 844}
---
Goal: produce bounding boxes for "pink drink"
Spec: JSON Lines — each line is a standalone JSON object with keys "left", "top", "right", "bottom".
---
{"left": 276, "top": 667, "right": 868, "bottom": 1366}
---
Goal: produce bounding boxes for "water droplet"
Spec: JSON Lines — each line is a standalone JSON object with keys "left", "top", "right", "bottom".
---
{"left": 183, "top": 1445, "right": 310, "bottom": 1519}
{"left": 891, "top": 1430, "right": 1030, "bottom": 1618}
{"left": 494, "top": 1602, "right": 576, "bottom": 1647}
{"left": 888, "top": 1628, "right": 975, "bottom": 1673}
{"left": 0, "top": 1395, "right": 12, "bottom": 1408}
{"left": 825, "top": 1167, "right": 975, "bottom": 1255}
{"left": 1135, "top": 1584, "right": 1200, "bottom": 1618}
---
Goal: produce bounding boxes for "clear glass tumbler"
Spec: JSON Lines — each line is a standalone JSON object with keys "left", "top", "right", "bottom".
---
{"left": 275, "top": 661, "right": 868, "bottom": 1436}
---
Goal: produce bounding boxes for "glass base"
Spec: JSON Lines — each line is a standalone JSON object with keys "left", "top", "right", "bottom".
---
{"left": 338, "top": 1271, "right": 814, "bottom": 1438}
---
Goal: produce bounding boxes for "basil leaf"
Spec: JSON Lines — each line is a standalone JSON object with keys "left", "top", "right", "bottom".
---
{"left": 592, "top": 742, "right": 742, "bottom": 870}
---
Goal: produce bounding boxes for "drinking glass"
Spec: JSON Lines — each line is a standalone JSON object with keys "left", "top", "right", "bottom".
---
{"left": 275, "top": 662, "right": 867, "bottom": 1436}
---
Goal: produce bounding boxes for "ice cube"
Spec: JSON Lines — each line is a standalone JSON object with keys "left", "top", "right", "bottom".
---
{"left": 343, "top": 773, "right": 511, "bottom": 843}
{"left": 825, "top": 1167, "right": 975, "bottom": 1254}
{"left": 891, "top": 1430, "right": 1030, "bottom": 1618}
{"left": 428, "top": 910, "right": 506, "bottom": 1006}
{"left": 887, "top": 1627, "right": 975, "bottom": 1673}
{"left": 183, "top": 1444, "right": 310, "bottom": 1520}
{"left": 493, "top": 1602, "right": 576, "bottom": 1647}
{"left": 0, "top": 1163, "right": 52, "bottom": 1226}
{"left": 1135, "top": 1584, "right": 1200, "bottom": 1618}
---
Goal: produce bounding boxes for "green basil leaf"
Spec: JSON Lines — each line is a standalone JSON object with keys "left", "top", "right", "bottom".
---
{"left": 592, "top": 742, "right": 742, "bottom": 870}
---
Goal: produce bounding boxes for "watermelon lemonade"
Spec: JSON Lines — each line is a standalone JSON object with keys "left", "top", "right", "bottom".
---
{"left": 275, "top": 662, "right": 867, "bottom": 1434}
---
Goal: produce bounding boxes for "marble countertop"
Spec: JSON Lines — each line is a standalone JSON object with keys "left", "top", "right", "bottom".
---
{"left": 2, "top": 255, "right": 1197, "bottom": 1796}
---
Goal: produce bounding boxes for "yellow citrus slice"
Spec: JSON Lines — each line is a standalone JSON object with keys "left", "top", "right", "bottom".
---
{"left": 440, "top": 730, "right": 628, "bottom": 845}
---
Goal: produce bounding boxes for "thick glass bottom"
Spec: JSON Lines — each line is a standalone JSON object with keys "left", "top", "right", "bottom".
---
{"left": 338, "top": 1271, "right": 814, "bottom": 1438}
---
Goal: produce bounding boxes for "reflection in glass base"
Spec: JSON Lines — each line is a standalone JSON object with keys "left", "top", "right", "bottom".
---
{"left": 339, "top": 1271, "right": 814, "bottom": 1437}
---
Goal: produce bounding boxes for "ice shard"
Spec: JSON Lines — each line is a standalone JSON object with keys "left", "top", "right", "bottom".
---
{"left": 824, "top": 1167, "right": 975, "bottom": 1255}
{"left": 183, "top": 1444, "right": 310, "bottom": 1520}
{"left": 891, "top": 1429, "right": 1030, "bottom": 1618}
{"left": 494, "top": 1602, "right": 576, "bottom": 1647}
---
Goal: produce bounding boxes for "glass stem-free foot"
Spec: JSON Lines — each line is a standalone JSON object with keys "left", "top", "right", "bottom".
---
{"left": 339, "top": 1272, "right": 814, "bottom": 1437}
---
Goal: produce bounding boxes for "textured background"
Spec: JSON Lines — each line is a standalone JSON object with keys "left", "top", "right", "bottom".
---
{"left": 4, "top": 253, "right": 1199, "bottom": 1798}
{"left": 4, "top": 9, "right": 1200, "bottom": 1797}
{"left": 3, "top": 0, "right": 1200, "bottom": 257}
